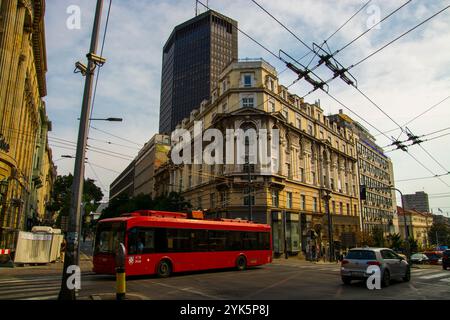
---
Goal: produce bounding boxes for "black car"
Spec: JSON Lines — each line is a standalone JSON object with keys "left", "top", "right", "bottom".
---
{"left": 443, "top": 250, "right": 450, "bottom": 270}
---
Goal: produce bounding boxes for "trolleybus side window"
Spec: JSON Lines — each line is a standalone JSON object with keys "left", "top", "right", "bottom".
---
{"left": 94, "top": 222, "right": 125, "bottom": 254}
{"left": 192, "top": 229, "right": 209, "bottom": 252}
{"left": 127, "top": 227, "right": 155, "bottom": 254}
{"left": 167, "top": 229, "right": 191, "bottom": 252}
{"left": 209, "top": 230, "right": 227, "bottom": 251}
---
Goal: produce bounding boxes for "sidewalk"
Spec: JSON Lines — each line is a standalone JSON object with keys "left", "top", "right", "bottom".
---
{"left": 0, "top": 259, "right": 94, "bottom": 277}
{"left": 272, "top": 256, "right": 339, "bottom": 266}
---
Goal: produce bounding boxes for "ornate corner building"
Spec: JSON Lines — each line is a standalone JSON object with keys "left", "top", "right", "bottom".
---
{"left": 0, "top": 0, "right": 54, "bottom": 249}
{"left": 158, "top": 59, "right": 362, "bottom": 257}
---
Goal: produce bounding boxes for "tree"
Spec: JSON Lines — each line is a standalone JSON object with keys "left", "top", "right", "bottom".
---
{"left": 387, "top": 233, "right": 403, "bottom": 251}
{"left": 99, "top": 192, "right": 192, "bottom": 220}
{"left": 408, "top": 237, "right": 419, "bottom": 254}
{"left": 371, "top": 226, "right": 385, "bottom": 247}
{"left": 428, "top": 221, "right": 450, "bottom": 246}
{"left": 49, "top": 174, "right": 103, "bottom": 228}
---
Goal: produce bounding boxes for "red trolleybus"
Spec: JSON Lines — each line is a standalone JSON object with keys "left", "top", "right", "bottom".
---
{"left": 93, "top": 210, "right": 272, "bottom": 277}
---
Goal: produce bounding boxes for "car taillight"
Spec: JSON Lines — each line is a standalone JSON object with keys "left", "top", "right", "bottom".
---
{"left": 367, "top": 261, "right": 381, "bottom": 266}
{"left": 341, "top": 260, "right": 349, "bottom": 265}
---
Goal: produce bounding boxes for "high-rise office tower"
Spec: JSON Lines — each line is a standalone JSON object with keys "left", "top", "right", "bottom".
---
{"left": 159, "top": 10, "right": 238, "bottom": 134}
{"left": 403, "top": 191, "right": 430, "bottom": 213}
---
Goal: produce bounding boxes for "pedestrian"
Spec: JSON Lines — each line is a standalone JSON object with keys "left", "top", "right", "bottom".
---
{"left": 83, "top": 230, "right": 87, "bottom": 243}
{"left": 60, "top": 238, "right": 67, "bottom": 263}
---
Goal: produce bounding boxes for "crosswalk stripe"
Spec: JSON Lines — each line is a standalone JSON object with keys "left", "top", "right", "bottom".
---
{"left": 0, "top": 285, "right": 60, "bottom": 295}
{"left": 439, "top": 278, "right": 450, "bottom": 283}
{"left": 411, "top": 269, "right": 436, "bottom": 274}
{"left": 22, "top": 295, "right": 58, "bottom": 300}
{"left": 0, "top": 277, "right": 62, "bottom": 284}
{"left": 418, "top": 272, "right": 450, "bottom": 280}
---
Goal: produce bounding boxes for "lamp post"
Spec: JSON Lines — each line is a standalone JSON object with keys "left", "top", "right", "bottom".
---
{"left": 78, "top": 117, "right": 123, "bottom": 122}
{"left": 321, "top": 188, "right": 333, "bottom": 262}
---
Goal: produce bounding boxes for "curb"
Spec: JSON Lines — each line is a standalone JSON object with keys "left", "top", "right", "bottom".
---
{"left": 87, "top": 293, "right": 148, "bottom": 300}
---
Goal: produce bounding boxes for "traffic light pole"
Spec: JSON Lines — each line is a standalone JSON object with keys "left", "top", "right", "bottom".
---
{"left": 321, "top": 188, "right": 333, "bottom": 262}
{"left": 58, "top": 0, "right": 104, "bottom": 300}
{"left": 361, "top": 185, "right": 410, "bottom": 263}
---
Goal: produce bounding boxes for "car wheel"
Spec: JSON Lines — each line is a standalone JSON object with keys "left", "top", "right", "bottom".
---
{"left": 443, "top": 264, "right": 448, "bottom": 270}
{"left": 403, "top": 267, "right": 411, "bottom": 282}
{"left": 236, "top": 255, "right": 247, "bottom": 271}
{"left": 157, "top": 259, "right": 172, "bottom": 278}
{"left": 382, "top": 269, "right": 390, "bottom": 287}
{"left": 342, "top": 276, "right": 352, "bottom": 285}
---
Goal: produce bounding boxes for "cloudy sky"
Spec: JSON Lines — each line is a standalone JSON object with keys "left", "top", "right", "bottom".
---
{"left": 44, "top": 0, "right": 450, "bottom": 214}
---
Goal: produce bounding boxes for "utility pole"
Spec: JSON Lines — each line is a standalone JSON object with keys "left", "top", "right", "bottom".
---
{"left": 247, "top": 159, "right": 253, "bottom": 221}
{"left": 58, "top": 0, "right": 105, "bottom": 300}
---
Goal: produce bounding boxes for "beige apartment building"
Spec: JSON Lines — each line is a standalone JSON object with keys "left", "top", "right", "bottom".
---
{"left": 161, "top": 59, "right": 362, "bottom": 257}
{"left": 398, "top": 206, "right": 432, "bottom": 249}
{"left": 328, "top": 112, "right": 398, "bottom": 237}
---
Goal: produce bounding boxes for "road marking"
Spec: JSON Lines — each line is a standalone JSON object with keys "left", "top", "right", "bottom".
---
{"left": 151, "top": 281, "right": 222, "bottom": 299}
{"left": 439, "top": 277, "right": 450, "bottom": 283}
{"left": 22, "top": 295, "right": 58, "bottom": 300}
{"left": 417, "top": 272, "right": 450, "bottom": 280}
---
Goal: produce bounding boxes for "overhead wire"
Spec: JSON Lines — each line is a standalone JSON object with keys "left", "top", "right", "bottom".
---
{"left": 375, "top": 95, "right": 450, "bottom": 137}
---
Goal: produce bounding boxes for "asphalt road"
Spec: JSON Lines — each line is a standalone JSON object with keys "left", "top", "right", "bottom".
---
{"left": 1, "top": 260, "right": 449, "bottom": 300}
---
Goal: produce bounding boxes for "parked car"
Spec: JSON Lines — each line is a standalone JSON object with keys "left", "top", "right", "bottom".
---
{"left": 410, "top": 253, "right": 429, "bottom": 264}
{"left": 423, "top": 251, "right": 443, "bottom": 265}
{"left": 443, "top": 250, "right": 450, "bottom": 270}
{"left": 341, "top": 247, "right": 410, "bottom": 287}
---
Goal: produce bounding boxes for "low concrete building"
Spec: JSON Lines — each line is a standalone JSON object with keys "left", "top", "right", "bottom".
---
{"left": 109, "top": 134, "right": 170, "bottom": 200}
{"left": 133, "top": 134, "right": 170, "bottom": 198}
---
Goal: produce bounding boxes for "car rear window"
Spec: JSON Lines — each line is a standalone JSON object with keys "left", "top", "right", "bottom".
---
{"left": 346, "top": 250, "right": 376, "bottom": 260}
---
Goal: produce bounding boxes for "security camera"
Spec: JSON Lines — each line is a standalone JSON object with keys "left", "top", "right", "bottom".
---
{"left": 87, "top": 53, "right": 106, "bottom": 66}
{"left": 74, "top": 61, "right": 87, "bottom": 76}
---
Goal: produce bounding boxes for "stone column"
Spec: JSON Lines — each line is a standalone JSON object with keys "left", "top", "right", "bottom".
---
{"left": 2, "top": 2, "right": 26, "bottom": 137}
{"left": 0, "top": 0, "right": 18, "bottom": 128}
{"left": 10, "top": 28, "right": 30, "bottom": 158}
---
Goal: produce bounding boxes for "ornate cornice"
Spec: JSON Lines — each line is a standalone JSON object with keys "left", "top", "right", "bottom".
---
{"left": 31, "top": 0, "right": 47, "bottom": 97}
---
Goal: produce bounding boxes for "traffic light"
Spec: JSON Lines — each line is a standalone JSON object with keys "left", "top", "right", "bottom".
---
{"left": 360, "top": 185, "right": 367, "bottom": 201}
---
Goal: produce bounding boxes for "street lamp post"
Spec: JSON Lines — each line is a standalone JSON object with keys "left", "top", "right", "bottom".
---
{"left": 321, "top": 188, "right": 333, "bottom": 262}
{"left": 78, "top": 117, "right": 123, "bottom": 122}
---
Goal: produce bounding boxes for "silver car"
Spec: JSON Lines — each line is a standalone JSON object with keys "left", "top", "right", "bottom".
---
{"left": 340, "top": 247, "right": 410, "bottom": 287}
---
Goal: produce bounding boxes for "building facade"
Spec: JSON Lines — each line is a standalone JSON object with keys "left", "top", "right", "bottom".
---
{"left": 163, "top": 59, "right": 362, "bottom": 257}
{"left": 159, "top": 10, "right": 238, "bottom": 134}
{"left": 0, "top": 0, "right": 53, "bottom": 249}
{"left": 329, "top": 111, "right": 398, "bottom": 237}
{"left": 398, "top": 206, "right": 432, "bottom": 249}
{"left": 109, "top": 134, "right": 171, "bottom": 201}
{"left": 109, "top": 160, "right": 135, "bottom": 201}
{"left": 133, "top": 134, "right": 170, "bottom": 198}
{"left": 403, "top": 191, "right": 430, "bottom": 213}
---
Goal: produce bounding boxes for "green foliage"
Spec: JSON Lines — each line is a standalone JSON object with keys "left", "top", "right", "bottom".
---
{"left": 387, "top": 233, "right": 403, "bottom": 251}
{"left": 372, "top": 226, "right": 385, "bottom": 247}
{"left": 428, "top": 221, "right": 450, "bottom": 246}
{"left": 99, "top": 192, "right": 192, "bottom": 220}
{"left": 408, "top": 237, "right": 419, "bottom": 254}
{"left": 49, "top": 174, "right": 103, "bottom": 227}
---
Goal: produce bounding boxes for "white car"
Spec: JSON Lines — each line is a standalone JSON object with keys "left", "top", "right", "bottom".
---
{"left": 410, "top": 253, "right": 429, "bottom": 264}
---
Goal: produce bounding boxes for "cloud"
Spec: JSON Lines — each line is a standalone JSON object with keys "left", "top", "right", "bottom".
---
{"left": 45, "top": 0, "right": 450, "bottom": 208}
